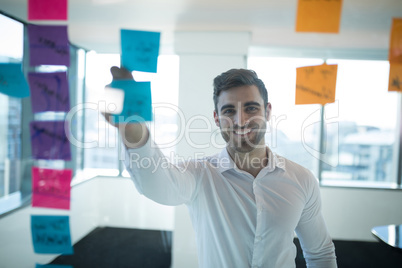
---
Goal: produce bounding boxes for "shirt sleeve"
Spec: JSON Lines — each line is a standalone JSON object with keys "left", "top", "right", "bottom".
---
{"left": 295, "top": 175, "right": 337, "bottom": 268}
{"left": 123, "top": 135, "right": 199, "bottom": 206}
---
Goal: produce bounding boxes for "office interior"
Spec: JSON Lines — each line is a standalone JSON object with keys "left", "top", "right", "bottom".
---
{"left": 1, "top": 0, "right": 402, "bottom": 267}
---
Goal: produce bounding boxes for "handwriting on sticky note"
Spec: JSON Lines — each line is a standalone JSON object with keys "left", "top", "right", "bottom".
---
{"left": 30, "top": 121, "right": 71, "bottom": 160}
{"left": 0, "top": 63, "right": 30, "bottom": 98}
{"left": 32, "top": 167, "right": 72, "bottom": 210}
{"left": 31, "top": 215, "right": 73, "bottom": 254}
{"left": 28, "top": 24, "right": 70, "bottom": 66}
{"left": 296, "top": 0, "right": 343, "bottom": 33}
{"left": 389, "top": 18, "right": 402, "bottom": 63}
{"left": 121, "top": 29, "right": 160, "bottom": 73}
{"left": 28, "top": 72, "right": 70, "bottom": 112}
{"left": 296, "top": 64, "right": 338, "bottom": 105}
{"left": 28, "top": 0, "right": 68, "bottom": 21}
{"left": 108, "top": 80, "right": 153, "bottom": 123}
{"left": 388, "top": 63, "right": 402, "bottom": 92}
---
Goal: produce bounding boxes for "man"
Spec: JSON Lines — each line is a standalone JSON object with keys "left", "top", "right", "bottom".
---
{"left": 106, "top": 67, "right": 337, "bottom": 268}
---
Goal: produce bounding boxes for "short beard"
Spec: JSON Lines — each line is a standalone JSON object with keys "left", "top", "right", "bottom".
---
{"left": 221, "top": 122, "right": 267, "bottom": 153}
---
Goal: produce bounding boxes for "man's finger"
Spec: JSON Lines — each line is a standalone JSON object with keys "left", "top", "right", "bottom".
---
{"left": 110, "top": 66, "right": 133, "bottom": 80}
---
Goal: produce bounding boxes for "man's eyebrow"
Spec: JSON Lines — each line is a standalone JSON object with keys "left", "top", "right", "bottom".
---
{"left": 220, "top": 104, "right": 235, "bottom": 112}
{"left": 244, "top": 101, "right": 261, "bottom": 107}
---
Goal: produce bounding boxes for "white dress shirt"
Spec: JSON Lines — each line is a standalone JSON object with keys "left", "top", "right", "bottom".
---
{"left": 124, "top": 137, "right": 337, "bottom": 268}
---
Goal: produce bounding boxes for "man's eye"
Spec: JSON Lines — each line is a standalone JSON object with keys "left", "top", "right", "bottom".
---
{"left": 223, "top": 109, "right": 235, "bottom": 115}
{"left": 246, "top": 107, "right": 258, "bottom": 112}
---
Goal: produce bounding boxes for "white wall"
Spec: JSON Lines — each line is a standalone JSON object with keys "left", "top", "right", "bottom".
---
{"left": 321, "top": 187, "right": 402, "bottom": 242}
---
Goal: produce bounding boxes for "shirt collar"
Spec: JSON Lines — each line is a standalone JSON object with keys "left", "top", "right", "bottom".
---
{"left": 216, "top": 147, "right": 286, "bottom": 174}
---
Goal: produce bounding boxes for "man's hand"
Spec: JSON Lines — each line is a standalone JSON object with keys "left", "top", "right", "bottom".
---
{"left": 103, "top": 66, "right": 149, "bottom": 149}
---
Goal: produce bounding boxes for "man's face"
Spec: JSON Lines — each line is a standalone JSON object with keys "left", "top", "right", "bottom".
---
{"left": 214, "top": 85, "right": 271, "bottom": 153}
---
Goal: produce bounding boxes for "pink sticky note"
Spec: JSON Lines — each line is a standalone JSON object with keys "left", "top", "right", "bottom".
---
{"left": 32, "top": 167, "right": 72, "bottom": 210}
{"left": 28, "top": 0, "right": 68, "bottom": 21}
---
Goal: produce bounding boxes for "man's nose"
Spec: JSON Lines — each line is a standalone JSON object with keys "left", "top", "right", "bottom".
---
{"left": 234, "top": 110, "right": 248, "bottom": 127}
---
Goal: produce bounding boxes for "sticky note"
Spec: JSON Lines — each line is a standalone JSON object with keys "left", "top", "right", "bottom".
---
{"left": 28, "top": 72, "right": 70, "bottom": 112}
{"left": 388, "top": 63, "right": 402, "bottom": 92}
{"left": 296, "top": 0, "right": 343, "bottom": 33}
{"left": 28, "top": 0, "right": 68, "bottom": 21}
{"left": 31, "top": 215, "right": 73, "bottom": 254}
{"left": 36, "top": 264, "right": 73, "bottom": 268}
{"left": 30, "top": 120, "right": 71, "bottom": 160}
{"left": 108, "top": 80, "right": 152, "bottom": 123}
{"left": 32, "top": 167, "right": 72, "bottom": 210}
{"left": 389, "top": 18, "right": 402, "bottom": 63}
{"left": 295, "top": 63, "right": 338, "bottom": 105}
{"left": 28, "top": 24, "right": 70, "bottom": 66}
{"left": 121, "top": 29, "right": 160, "bottom": 73}
{"left": 0, "top": 63, "right": 30, "bottom": 98}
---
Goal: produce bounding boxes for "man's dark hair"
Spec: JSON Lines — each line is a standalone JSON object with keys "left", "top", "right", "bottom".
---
{"left": 213, "top": 68, "right": 268, "bottom": 113}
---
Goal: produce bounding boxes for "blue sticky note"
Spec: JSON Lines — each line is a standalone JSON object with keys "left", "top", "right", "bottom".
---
{"left": 0, "top": 63, "right": 30, "bottom": 98}
{"left": 36, "top": 264, "right": 73, "bottom": 268}
{"left": 31, "top": 215, "right": 74, "bottom": 255}
{"left": 121, "top": 29, "right": 160, "bottom": 73}
{"left": 109, "top": 80, "right": 152, "bottom": 124}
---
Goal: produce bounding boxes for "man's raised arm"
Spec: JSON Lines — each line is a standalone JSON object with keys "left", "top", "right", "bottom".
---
{"left": 103, "top": 66, "right": 149, "bottom": 149}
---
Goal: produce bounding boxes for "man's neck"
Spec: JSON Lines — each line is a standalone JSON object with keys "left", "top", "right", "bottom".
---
{"left": 227, "top": 146, "right": 268, "bottom": 178}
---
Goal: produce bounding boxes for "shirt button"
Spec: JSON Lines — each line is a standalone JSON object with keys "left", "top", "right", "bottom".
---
{"left": 253, "top": 266, "right": 259, "bottom": 268}
{"left": 256, "top": 236, "right": 261, "bottom": 242}
{"left": 257, "top": 208, "right": 262, "bottom": 215}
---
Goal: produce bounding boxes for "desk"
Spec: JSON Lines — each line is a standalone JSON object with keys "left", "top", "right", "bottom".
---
{"left": 371, "top": 225, "right": 402, "bottom": 250}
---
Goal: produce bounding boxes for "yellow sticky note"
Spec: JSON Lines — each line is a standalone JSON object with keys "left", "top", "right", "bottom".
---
{"left": 388, "top": 63, "right": 402, "bottom": 92}
{"left": 296, "top": 64, "right": 338, "bottom": 105}
{"left": 389, "top": 18, "right": 402, "bottom": 63}
{"left": 296, "top": 0, "right": 343, "bottom": 33}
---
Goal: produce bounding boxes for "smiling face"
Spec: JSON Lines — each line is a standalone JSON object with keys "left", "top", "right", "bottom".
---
{"left": 214, "top": 85, "right": 271, "bottom": 154}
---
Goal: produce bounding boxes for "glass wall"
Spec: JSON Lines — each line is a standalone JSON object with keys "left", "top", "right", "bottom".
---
{"left": 0, "top": 12, "right": 88, "bottom": 215}
{"left": 248, "top": 56, "right": 400, "bottom": 188}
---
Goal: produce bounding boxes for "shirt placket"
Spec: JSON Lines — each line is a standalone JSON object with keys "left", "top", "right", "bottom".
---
{"left": 251, "top": 178, "right": 264, "bottom": 268}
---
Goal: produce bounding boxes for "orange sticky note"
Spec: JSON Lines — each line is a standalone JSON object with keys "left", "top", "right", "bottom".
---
{"left": 388, "top": 63, "right": 402, "bottom": 92}
{"left": 296, "top": 0, "right": 343, "bottom": 33}
{"left": 389, "top": 18, "right": 402, "bottom": 63}
{"left": 296, "top": 64, "right": 338, "bottom": 105}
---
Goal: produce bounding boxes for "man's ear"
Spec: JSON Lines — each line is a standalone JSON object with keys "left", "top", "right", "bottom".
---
{"left": 265, "top": 102, "right": 272, "bottom": 121}
{"left": 214, "top": 110, "right": 220, "bottom": 127}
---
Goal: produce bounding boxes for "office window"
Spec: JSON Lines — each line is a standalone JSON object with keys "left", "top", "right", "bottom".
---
{"left": 0, "top": 14, "right": 24, "bottom": 213}
{"left": 248, "top": 57, "right": 400, "bottom": 188}
{"left": 83, "top": 53, "right": 179, "bottom": 179}
{"left": 322, "top": 59, "right": 398, "bottom": 187}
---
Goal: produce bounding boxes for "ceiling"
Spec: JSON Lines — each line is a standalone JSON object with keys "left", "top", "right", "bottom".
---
{"left": 1, "top": 0, "right": 401, "bottom": 54}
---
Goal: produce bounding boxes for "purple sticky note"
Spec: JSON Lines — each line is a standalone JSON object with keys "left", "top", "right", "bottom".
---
{"left": 30, "top": 121, "right": 71, "bottom": 160}
{"left": 28, "top": 72, "right": 70, "bottom": 112}
{"left": 28, "top": 0, "right": 68, "bottom": 21}
{"left": 32, "top": 167, "right": 72, "bottom": 210}
{"left": 28, "top": 24, "right": 70, "bottom": 66}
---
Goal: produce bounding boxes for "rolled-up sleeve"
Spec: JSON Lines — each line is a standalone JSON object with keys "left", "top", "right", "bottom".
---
{"left": 123, "top": 135, "right": 198, "bottom": 206}
{"left": 295, "top": 177, "right": 337, "bottom": 268}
